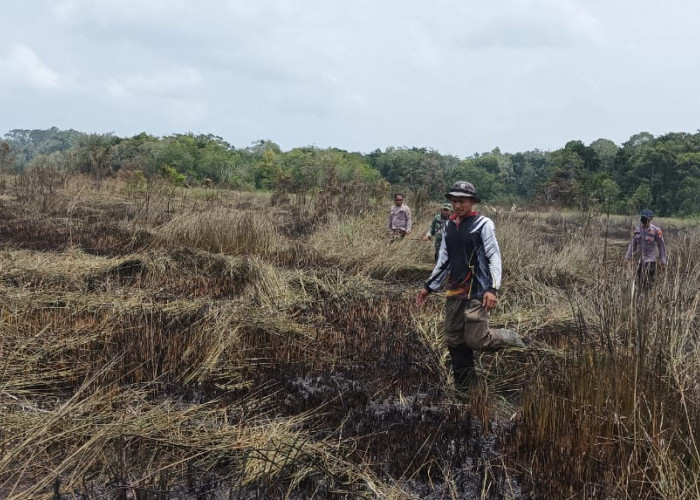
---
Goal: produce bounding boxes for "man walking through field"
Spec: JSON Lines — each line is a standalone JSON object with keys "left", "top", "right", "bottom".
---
{"left": 387, "top": 193, "right": 412, "bottom": 237}
{"left": 624, "top": 209, "right": 667, "bottom": 290}
{"left": 423, "top": 203, "right": 452, "bottom": 262}
{"left": 416, "top": 181, "right": 524, "bottom": 390}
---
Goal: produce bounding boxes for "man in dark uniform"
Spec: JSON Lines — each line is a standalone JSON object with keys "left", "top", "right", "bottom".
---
{"left": 624, "top": 209, "right": 667, "bottom": 290}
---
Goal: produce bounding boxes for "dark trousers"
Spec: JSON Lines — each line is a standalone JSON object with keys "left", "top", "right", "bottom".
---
{"left": 447, "top": 344, "right": 475, "bottom": 389}
{"left": 637, "top": 261, "right": 657, "bottom": 290}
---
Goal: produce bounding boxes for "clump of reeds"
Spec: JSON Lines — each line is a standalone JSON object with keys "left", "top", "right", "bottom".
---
{"left": 12, "top": 159, "right": 66, "bottom": 214}
{"left": 508, "top": 218, "right": 700, "bottom": 497}
{"left": 155, "top": 208, "right": 279, "bottom": 257}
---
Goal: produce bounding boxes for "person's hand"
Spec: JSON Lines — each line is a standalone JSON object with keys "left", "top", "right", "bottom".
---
{"left": 416, "top": 288, "right": 429, "bottom": 307}
{"left": 422, "top": 235, "right": 430, "bottom": 241}
{"left": 482, "top": 291, "right": 498, "bottom": 312}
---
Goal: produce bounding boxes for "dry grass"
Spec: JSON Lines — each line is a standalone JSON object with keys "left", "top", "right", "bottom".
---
{"left": 1, "top": 175, "right": 700, "bottom": 498}
{"left": 0, "top": 384, "right": 390, "bottom": 499}
{"left": 156, "top": 208, "right": 279, "bottom": 257}
{"left": 307, "top": 211, "right": 434, "bottom": 280}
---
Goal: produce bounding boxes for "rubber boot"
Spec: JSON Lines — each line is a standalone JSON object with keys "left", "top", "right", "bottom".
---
{"left": 489, "top": 328, "right": 526, "bottom": 348}
{"left": 448, "top": 344, "right": 476, "bottom": 391}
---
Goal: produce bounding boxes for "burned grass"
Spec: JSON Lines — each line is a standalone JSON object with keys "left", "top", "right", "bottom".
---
{"left": 512, "top": 345, "right": 700, "bottom": 498}
{"left": 0, "top": 249, "right": 523, "bottom": 497}
{"left": 0, "top": 207, "right": 153, "bottom": 255}
{"left": 1, "top": 181, "right": 700, "bottom": 498}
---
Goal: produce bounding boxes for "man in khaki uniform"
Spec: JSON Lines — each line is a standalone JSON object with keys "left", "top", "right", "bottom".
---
{"left": 416, "top": 181, "right": 523, "bottom": 390}
{"left": 387, "top": 193, "right": 412, "bottom": 237}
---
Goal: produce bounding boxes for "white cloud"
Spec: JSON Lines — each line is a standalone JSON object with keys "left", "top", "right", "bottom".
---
{"left": 2, "top": 0, "right": 700, "bottom": 153}
{"left": 453, "top": 0, "right": 604, "bottom": 49}
{"left": 52, "top": 0, "right": 190, "bottom": 24}
{"left": 0, "top": 43, "right": 62, "bottom": 89}
{"left": 102, "top": 66, "right": 209, "bottom": 129}
{"left": 106, "top": 67, "right": 202, "bottom": 100}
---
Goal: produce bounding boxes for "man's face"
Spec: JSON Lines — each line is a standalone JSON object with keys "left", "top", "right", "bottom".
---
{"left": 450, "top": 196, "right": 475, "bottom": 217}
{"left": 441, "top": 208, "right": 451, "bottom": 218}
{"left": 394, "top": 196, "right": 404, "bottom": 207}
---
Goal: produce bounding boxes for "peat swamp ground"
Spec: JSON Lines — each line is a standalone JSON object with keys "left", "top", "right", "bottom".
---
{"left": 1, "top": 178, "right": 699, "bottom": 498}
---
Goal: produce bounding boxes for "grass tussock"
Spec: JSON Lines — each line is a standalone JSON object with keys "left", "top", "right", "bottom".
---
{"left": 307, "top": 211, "right": 434, "bottom": 280}
{"left": 155, "top": 208, "right": 279, "bottom": 257}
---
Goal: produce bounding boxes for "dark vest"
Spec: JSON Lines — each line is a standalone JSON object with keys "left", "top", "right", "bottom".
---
{"left": 445, "top": 215, "right": 483, "bottom": 285}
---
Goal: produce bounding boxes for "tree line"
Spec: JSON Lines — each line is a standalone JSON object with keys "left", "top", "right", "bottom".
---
{"left": 2, "top": 127, "right": 700, "bottom": 216}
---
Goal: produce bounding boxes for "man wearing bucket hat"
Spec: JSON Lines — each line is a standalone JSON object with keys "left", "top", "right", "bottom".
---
{"left": 423, "top": 203, "right": 452, "bottom": 262}
{"left": 624, "top": 209, "right": 667, "bottom": 290}
{"left": 416, "top": 181, "right": 524, "bottom": 391}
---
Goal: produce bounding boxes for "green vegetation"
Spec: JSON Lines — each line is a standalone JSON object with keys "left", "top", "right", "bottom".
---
{"left": 0, "top": 169, "right": 699, "bottom": 497}
{"left": 3, "top": 127, "right": 700, "bottom": 216}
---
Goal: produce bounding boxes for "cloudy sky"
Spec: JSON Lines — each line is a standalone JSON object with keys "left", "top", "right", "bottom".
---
{"left": 1, "top": 0, "right": 698, "bottom": 156}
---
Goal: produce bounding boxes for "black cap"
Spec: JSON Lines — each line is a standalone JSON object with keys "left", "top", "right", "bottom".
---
{"left": 445, "top": 181, "right": 481, "bottom": 203}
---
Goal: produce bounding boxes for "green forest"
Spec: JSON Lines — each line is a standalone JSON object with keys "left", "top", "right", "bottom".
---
{"left": 2, "top": 127, "right": 700, "bottom": 216}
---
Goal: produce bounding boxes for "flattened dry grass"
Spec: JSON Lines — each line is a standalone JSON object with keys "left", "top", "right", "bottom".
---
{"left": 0, "top": 384, "right": 390, "bottom": 499}
{"left": 0, "top": 259, "right": 425, "bottom": 497}
{"left": 307, "top": 211, "right": 434, "bottom": 280}
{"left": 0, "top": 247, "right": 120, "bottom": 290}
{"left": 3, "top": 177, "right": 700, "bottom": 498}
